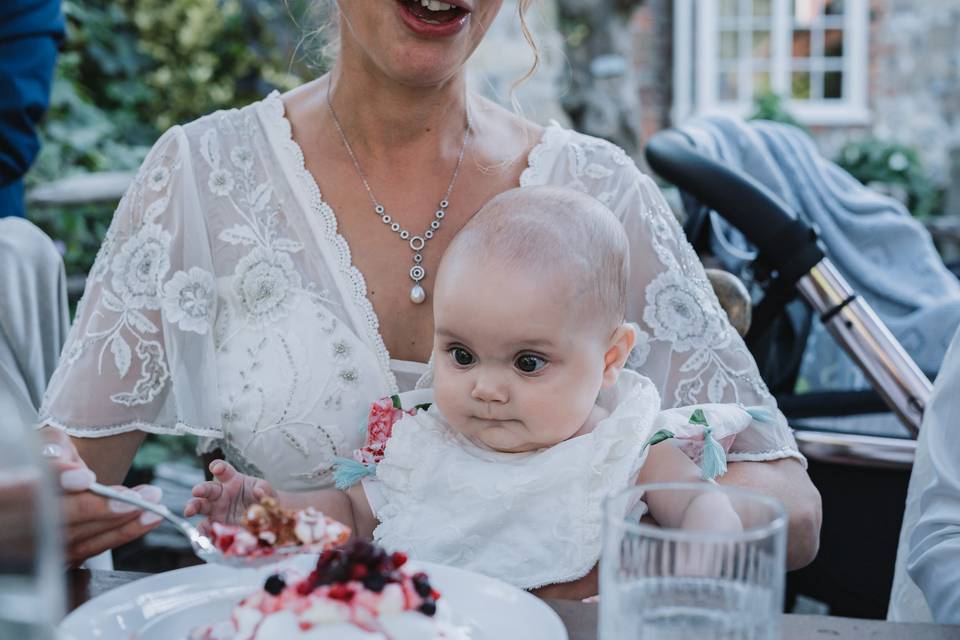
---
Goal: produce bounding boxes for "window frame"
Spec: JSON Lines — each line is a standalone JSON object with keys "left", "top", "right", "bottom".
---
{"left": 673, "top": 0, "right": 870, "bottom": 126}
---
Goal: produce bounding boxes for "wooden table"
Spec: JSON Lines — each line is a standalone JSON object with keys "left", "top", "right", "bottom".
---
{"left": 67, "top": 569, "right": 960, "bottom": 639}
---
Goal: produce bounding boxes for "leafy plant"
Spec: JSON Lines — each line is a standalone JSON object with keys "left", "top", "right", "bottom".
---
{"left": 836, "top": 138, "right": 944, "bottom": 218}
{"left": 27, "top": 0, "right": 327, "bottom": 280}
{"left": 749, "top": 90, "right": 807, "bottom": 132}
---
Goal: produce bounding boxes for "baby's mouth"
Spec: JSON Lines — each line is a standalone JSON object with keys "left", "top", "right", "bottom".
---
{"left": 397, "top": 0, "right": 468, "bottom": 25}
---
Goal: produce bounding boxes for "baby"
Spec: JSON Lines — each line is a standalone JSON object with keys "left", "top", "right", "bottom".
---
{"left": 187, "top": 186, "right": 763, "bottom": 590}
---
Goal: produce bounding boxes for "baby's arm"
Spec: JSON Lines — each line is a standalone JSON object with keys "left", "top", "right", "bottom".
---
{"left": 186, "top": 460, "right": 378, "bottom": 539}
{"left": 636, "top": 442, "right": 742, "bottom": 533}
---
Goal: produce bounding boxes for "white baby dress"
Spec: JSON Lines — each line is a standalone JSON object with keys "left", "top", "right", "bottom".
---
{"left": 364, "top": 371, "right": 759, "bottom": 589}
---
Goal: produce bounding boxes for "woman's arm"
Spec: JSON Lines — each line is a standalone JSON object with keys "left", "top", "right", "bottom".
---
{"left": 717, "top": 458, "right": 821, "bottom": 569}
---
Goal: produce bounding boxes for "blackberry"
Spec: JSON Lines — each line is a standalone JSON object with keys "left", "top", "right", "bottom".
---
{"left": 362, "top": 572, "right": 387, "bottom": 592}
{"left": 412, "top": 572, "right": 432, "bottom": 598}
{"left": 263, "top": 574, "right": 286, "bottom": 596}
{"left": 418, "top": 599, "right": 437, "bottom": 616}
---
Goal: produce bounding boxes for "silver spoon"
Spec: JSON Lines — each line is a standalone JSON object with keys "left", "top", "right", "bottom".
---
{"left": 88, "top": 481, "right": 312, "bottom": 568}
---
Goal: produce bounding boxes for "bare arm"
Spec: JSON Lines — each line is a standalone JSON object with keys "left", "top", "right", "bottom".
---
{"left": 636, "top": 441, "right": 713, "bottom": 527}
{"left": 70, "top": 430, "right": 145, "bottom": 485}
{"left": 716, "top": 458, "right": 821, "bottom": 570}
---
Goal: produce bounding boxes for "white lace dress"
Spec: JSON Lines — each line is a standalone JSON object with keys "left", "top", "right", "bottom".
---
{"left": 39, "top": 92, "right": 803, "bottom": 491}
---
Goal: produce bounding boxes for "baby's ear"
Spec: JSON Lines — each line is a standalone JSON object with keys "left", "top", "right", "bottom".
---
{"left": 602, "top": 324, "right": 636, "bottom": 388}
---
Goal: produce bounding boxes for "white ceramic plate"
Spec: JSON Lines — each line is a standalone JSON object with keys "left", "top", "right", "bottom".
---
{"left": 60, "top": 558, "right": 568, "bottom": 640}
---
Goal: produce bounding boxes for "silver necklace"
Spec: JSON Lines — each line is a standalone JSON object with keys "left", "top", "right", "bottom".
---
{"left": 326, "top": 81, "right": 472, "bottom": 304}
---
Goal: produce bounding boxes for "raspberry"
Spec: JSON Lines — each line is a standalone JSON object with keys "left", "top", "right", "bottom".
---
{"left": 390, "top": 551, "right": 408, "bottom": 568}
{"left": 351, "top": 564, "right": 369, "bottom": 580}
{"left": 327, "top": 584, "right": 355, "bottom": 602}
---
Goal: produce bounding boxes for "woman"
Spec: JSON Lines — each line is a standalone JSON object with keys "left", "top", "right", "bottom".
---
{"left": 40, "top": 0, "right": 820, "bottom": 591}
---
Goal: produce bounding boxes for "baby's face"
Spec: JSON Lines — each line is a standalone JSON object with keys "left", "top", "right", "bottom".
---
{"left": 432, "top": 257, "right": 612, "bottom": 453}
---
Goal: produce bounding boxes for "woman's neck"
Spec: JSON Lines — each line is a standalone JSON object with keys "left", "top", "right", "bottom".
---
{"left": 326, "top": 59, "right": 471, "bottom": 155}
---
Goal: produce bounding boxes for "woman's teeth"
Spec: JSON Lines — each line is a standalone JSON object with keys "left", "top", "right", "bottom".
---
{"left": 420, "top": 0, "right": 454, "bottom": 10}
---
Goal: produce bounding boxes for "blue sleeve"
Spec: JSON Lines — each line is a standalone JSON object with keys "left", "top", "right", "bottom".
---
{"left": 0, "top": 0, "right": 63, "bottom": 216}
{"left": 0, "top": 35, "right": 59, "bottom": 187}
{"left": 907, "top": 328, "right": 960, "bottom": 624}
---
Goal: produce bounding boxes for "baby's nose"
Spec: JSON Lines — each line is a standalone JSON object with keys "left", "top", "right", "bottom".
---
{"left": 471, "top": 372, "right": 508, "bottom": 404}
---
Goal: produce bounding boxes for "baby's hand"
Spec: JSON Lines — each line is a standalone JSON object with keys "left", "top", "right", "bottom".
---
{"left": 680, "top": 490, "right": 744, "bottom": 533}
{"left": 184, "top": 460, "right": 276, "bottom": 524}
{"left": 675, "top": 491, "right": 744, "bottom": 577}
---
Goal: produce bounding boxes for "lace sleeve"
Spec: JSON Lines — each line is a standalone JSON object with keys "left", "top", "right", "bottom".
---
{"left": 614, "top": 170, "right": 804, "bottom": 465}
{"left": 39, "top": 127, "right": 223, "bottom": 439}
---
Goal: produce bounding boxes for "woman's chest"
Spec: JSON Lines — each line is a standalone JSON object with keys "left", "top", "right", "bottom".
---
{"left": 318, "top": 162, "right": 526, "bottom": 362}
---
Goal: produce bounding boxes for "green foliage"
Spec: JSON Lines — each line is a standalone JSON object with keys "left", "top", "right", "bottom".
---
{"left": 133, "top": 434, "right": 202, "bottom": 471}
{"left": 749, "top": 90, "right": 807, "bottom": 132}
{"left": 836, "top": 138, "right": 944, "bottom": 218}
{"left": 27, "top": 0, "right": 325, "bottom": 280}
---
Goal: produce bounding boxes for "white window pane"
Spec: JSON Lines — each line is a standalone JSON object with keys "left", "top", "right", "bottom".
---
{"left": 720, "top": 0, "right": 739, "bottom": 17}
{"left": 754, "top": 71, "right": 773, "bottom": 94}
{"left": 824, "top": 0, "right": 845, "bottom": 16}
{"left": 792, "top": 29, "right": 812, "bottom": 58}
{"left": 824, "top": 70, "right": 843, "bottom": 98}
{"left": 719, "top": 71, "right": 740, "bottom": 101}
{"left": 791, "top": 0, "right": 819, "bottom": 26}
{"left": 752, "top": 0, "right": 773, "bottom": 16}
{"left": 753, "top": 29, "right": 773, "bottom": 58}
{"left": 720, "top": 30, "right": 739, "bottom": 58}
{"left": 791, "top": 71, "right": 811, "bottom": 98}
{"left": 824, "top": 28, "right": 844, "bottom": 56}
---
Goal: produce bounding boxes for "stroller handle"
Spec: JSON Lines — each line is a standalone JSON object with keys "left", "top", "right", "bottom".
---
{"left": 797, "top": 261, "right": 931, "bottom": 436}
{"left": 644, "top": 128, "right": 823, "bottom": 283}
{"left": 645, "top": 128, "right": 932, "bottom": 436}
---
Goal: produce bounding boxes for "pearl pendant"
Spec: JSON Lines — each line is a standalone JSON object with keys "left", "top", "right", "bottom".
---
{"left": 410, "top": 284, "right": 426, "bottom": 304}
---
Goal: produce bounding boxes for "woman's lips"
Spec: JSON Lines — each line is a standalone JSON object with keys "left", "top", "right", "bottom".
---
{"left": 395, "top": 0, "right": 471, "bottom": 39}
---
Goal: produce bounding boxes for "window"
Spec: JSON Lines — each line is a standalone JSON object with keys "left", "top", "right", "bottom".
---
{"left": 673, "top": 0, "right": 869, "bottom": 126}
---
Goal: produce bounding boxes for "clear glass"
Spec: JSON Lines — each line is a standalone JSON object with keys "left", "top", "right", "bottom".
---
{"left": 0, "top": 416, "right": 64, "bottom": 639}
{"left": 599, "top": 483, "right": 787, "bottom": 640}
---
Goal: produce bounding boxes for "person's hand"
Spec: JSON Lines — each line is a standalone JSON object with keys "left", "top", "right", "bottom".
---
{"left": 185, "top": 459, "right": 276, "bottom": 524}
{"left": 680, "top": 490, "right": 744, "bottom": 533}
{"left": 37, "top": 427, "right": 164, "bottom": 567}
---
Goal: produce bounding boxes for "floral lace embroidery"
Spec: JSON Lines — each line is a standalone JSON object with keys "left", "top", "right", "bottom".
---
{"left": 259, "top": 92, "right": 399, "bottom": 396}
{"left": 61, "top": 134, "right": 182, "bottom": 407}
{"left": 519, "top": 124, "right": 777, "bottom": 412}
{"left": 162, "top": 267, "right": 216, "bottom": 334}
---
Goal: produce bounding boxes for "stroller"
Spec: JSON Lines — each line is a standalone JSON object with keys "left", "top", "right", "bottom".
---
{"left": 644, "top": 123, "right": 940, "bottom": 619}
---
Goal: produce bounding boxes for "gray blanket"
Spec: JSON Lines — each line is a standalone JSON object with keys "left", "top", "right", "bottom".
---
{"left": 679, "top": 116, "right": 960, "bottom": 394}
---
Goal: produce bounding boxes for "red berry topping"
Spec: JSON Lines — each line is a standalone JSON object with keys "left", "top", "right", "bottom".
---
{"left": 327, "top": 584, "right": 355, "bottom": 602}
{"left": 391, "top": 551, "right": 408, "bottom": 568}
{"left": 351, "top": 564, "right": 369, "bottom": 580}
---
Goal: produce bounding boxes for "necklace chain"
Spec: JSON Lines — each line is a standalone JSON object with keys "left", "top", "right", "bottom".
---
{"left": 325, "top": 79, "right": 472, "bottom": 304}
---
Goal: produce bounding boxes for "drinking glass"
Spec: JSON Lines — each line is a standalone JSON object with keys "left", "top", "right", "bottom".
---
{"left": 0, "top": 411, "right": 64, "bottom": 639}
{"left": 599, "top": 482, "right": 787, "bottom": 640}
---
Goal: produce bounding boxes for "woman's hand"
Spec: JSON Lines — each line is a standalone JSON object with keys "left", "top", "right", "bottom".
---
{"left": 38, "top": 427, "right": 164, "bottom": 567}
{"left": 185, "top": 459, "right": 276, "bottom": 524}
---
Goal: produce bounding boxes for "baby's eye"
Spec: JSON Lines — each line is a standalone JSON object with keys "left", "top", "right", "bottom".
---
{"left": 450, "top": 347, "right": 475, "bottom": 367}
{"left": 514, "top": 354, "right": 547, "bottom": 373}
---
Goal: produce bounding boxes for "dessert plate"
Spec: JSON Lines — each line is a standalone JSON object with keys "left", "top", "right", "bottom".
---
{"left": 59, "top": 558, "right": 568, "bottom": 640}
